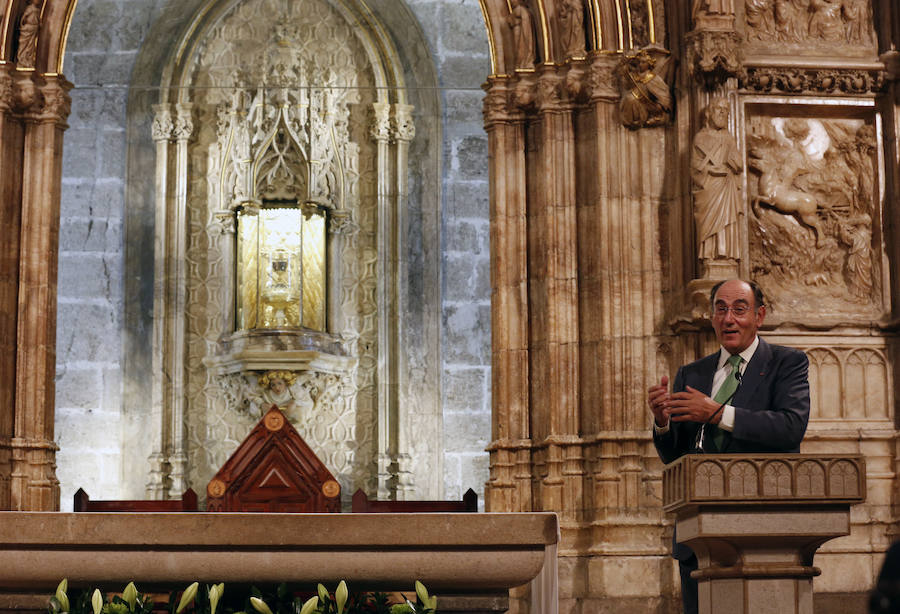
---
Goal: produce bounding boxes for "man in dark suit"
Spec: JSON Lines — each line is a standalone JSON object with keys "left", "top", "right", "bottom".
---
{"left": 647, "top": 278, "right": 810, "bottom": 614}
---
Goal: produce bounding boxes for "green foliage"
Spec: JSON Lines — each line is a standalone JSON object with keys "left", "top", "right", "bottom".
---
{"left": 48, "top": 581, "right": 437, "bottom": 614}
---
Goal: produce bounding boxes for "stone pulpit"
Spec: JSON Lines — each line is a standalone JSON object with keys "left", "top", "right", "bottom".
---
{"left": 663, "top": 454, "right": 866, "bottom": 614}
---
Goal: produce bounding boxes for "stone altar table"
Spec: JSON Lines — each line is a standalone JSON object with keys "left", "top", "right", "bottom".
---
{"left": 663, "top": 454, "right": 865, "bottom": 614}
{"left": 0, "top": 511, "right": 558, "bottom": 613}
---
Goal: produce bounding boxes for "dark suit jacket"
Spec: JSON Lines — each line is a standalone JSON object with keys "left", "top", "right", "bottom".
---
{"left": 653, "top": 338, "right": 811, "bottom": 560}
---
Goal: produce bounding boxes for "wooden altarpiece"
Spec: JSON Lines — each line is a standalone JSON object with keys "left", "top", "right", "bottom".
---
{"left": 206, "top": 406, "right": 341, "bottom": 512}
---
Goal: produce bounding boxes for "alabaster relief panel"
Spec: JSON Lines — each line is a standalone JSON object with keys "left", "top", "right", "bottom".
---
{"left": 742, "top": 0, "right": 875, "bottom": 54}
{"left": 180, "top": 0, "right": 378, "bottom": 496}
{"left": 803, "top": 346, "right": 890, "bottom": 421}
{"left": 745, "top": 102, "right": 884, "bottom": 319}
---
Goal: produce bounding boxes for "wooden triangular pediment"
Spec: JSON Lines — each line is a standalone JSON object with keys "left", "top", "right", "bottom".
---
{"left": 206, "top": 406, "right": 341, "bottom": 512}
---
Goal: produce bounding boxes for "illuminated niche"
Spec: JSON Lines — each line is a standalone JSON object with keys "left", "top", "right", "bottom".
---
{"left": 235, "top": 201, "right": 328, "bottom": 332}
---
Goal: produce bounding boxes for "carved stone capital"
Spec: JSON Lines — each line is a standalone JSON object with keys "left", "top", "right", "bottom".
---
{"left": 536, "top": 71, "right": 564, "bottom": 112}
{"left": 511, "top": 74, "right": 537, "bottom": 111}
{"left": 587, "top": 56, "right": 618, "bottom": 103}
{"left": 329, "top": 209, "right": 357, "bottom": 236}
{"left": 213, "top": 210, "right": 236, "bottom": 236}
{"left": 0, "top": 65, "right": 14, "bottom": 114}
{"left": 686, "top": 29, "right": 743, "bottom": 86}
{"left": 173, "top": 103, "right": 195, "bottom": 142}
{"left": 13, "top": 70, "right": 42, "bottom": 116}
{"left": 482, "top": 78, "right": 513, "bottom": 125}
{"left": 151, "top": 104, "right": 174, "bottom": 142}
{"left": 370, "top": 102, "right": 391, "bottom": 142}
{"left": 880, "top": 51, "right": 900, "bottom": 82}
{"left": 392, "top": 103, "right": 415, "bottom": 142}
{"left": 36, "top": 77, "right": 73, "bottom": 125}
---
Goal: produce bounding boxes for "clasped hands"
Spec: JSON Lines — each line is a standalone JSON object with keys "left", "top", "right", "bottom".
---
{"left": 647, "top": 375, "right": 723, "bottom": 427}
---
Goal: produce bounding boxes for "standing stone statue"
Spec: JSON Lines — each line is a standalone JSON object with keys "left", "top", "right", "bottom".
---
{"left": 692, "top": 98, "right": 743, "bottom": 263}
{"left": 559, "top": 0, "right": 585, "bottom": 59}
{"left": 508, "top": 0, "right": 536, "bottom": 70}
{"left": 16, "top": 0, "right": 41, "bottom": 69}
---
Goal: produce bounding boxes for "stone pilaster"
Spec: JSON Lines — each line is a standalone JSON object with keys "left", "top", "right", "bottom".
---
{"left": 483, "top": 76, "right": 532, "bottom": 514}
{"left": 11, "top": 73, "right": 72, "bottom": 511}
{"left": 0, "top": 64, "right": 22, "bottom": 510}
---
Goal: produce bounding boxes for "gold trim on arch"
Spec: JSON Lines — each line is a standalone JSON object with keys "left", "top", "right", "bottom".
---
{"left": 56, "top": 0, "right": 78, "bottom": 74}
{"left": 588, "top": 0, "right": 602, "bottom": 51}
{"left": 1, "top": 0, "right": 13, "bottom": 62}
{"left": 646, "top": 0, "right": 655, "bottom": 44}
{"left": 614, "top": 0, "right": 624, "bottom": 52}
{"left": 477, "top": 0, "right": 498, "bottom": 76}
{"left": 534, "top": 0, "right": 550, "bottom": 66}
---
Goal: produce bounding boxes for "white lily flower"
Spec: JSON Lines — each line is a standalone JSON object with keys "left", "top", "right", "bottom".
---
{"left": 298, "top": 595, "right": 318, "bottom": 614}
{"left": 175, "top": 582, "right": 199, "bottom": 614}
{"left": 54, "top": 579, "right": 70, "bottom": 613}
{"left": 122, "top": 582, "right": 138, "bottom": 611}
{"left": 249, "top": 597, "right": 273, "bottom": 614}
{"left": 91, "top": 589, "right": 103, "bottom": 614}
{"left": 335, "top": 580, "right": 348, "bottom": 614}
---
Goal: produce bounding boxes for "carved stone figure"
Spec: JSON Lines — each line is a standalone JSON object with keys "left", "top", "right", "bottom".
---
{"left": 558, "top": 0, "right": 585, "bottom": 59}
{"left": 809, "top": 0, "right": 843, "bottom": 42}
{"left": 774, "top": 0, "right": 808, "bottom": 42}
{"left": 842, "top": 0, "right": 870, "bottom": 44}
{"left": 745, "top": 0, "right": 775, "bottom": 40}
{"left": 615, "top": 46, "right": 672, "bottom": 130}
{"left": 748, "top": 0, "right": 871, "bottom": 45}
{"left": 693, "top": 0, "right": 735, "bottom": 18}
{"left": 16, "top": 0, "right": 41, "bottom": 69}
{"left": 839, "top": 213, "right": 873, "bottom": 299}
{"left": 508, "top": 0, "right": 536, "bottom": 70}
{"left": 692, "top": 98, "right": 743, "bottom": 262}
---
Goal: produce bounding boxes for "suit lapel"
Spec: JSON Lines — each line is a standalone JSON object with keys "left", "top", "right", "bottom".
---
{"left": 688, "top": 353, "right": 719, "bottom": 395}
{"left": 733, "top": 337, "right": 772, "bottom": 407}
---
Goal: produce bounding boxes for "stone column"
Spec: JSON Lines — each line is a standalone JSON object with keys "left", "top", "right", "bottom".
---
{"left": 483, "top": 76, "right": 532, "bottom": 513}
{"left": 12, "top": 74, "right": 72, "bottom": 511}
{"left": 528, "top": 66, "right": 582, "bottom": 519}
{"left": 370, "top": 101, "right": 396, "bottom": 500}
{"left": 148, "top": 104, "right": 174, "bottom": 498}
{"left": 392, "top": 103, "right": 415, "bottom": 499}
{"left": 166, "top": 103, "right": 193, "bottom": 498}
{"left": 0, "top": 65, "right": 23, "bottom": 510}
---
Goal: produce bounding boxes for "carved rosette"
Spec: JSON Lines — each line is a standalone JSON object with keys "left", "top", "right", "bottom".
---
{"left": 686, "top": 29, "right": 743, "bottom": 85}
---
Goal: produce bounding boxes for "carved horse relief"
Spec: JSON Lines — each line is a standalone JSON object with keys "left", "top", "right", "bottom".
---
{"left": 747, "top": 115, "right": 881, "bottom": 315}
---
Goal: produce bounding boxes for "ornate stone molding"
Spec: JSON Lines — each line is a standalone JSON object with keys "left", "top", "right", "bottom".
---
{"left": 741, "top": 66, "right": 885, "bottom": 95}
{"left": 370, "top": 102, "right": 391, "bottom": 142}
{"left": 328, "top": 209, "right": 357, "bottom": 236}
{"left": 36, "top": 77, "right": 72, "bottom": 126}
{"left": 662, "top": 454, "right": 865, "bottom": 510}
{"left": 686, "top": 29, "right": 743, "bottom": 86}
{"left": 172, "top": 104, "right": 195, "bottom": 142}
{"left": 151, "top": 104, "right": 175, "bottom": 142}
{"left": 392, "top": 104, "right": 415, "bottom": 142}
{"left": 0, "top": 66, "right": 14, "bottom": 114}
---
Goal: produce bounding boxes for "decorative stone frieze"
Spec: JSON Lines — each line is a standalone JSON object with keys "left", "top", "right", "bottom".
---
{"left": 663, "top": 454, "right": 865, "bottom": 510}
{"left": 742, "top": 66, "right": 885, "bottom": 95}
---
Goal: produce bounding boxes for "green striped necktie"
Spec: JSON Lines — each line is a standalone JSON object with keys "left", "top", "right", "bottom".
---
{"left": 711, "top": 354, "right": 742, "bottom": 451}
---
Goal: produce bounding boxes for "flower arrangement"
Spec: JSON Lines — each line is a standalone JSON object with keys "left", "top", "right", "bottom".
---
{"left": 48, "top": 579, "right": 438, "bottom": 614}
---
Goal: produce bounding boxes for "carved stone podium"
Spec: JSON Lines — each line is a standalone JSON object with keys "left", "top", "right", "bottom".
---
{"left": 663, "top": 454, "right": 865, "bottom": 614}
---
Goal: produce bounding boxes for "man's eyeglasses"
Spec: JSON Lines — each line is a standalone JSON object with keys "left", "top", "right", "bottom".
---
{"left": 713, "top": 304, "right": 755, "bottom": 317}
